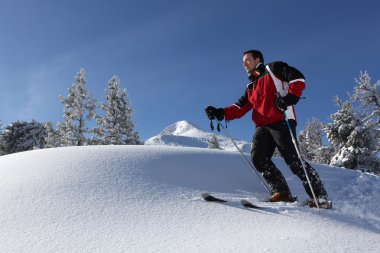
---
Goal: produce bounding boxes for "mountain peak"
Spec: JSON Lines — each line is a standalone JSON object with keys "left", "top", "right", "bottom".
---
{"left": 161, "top": 120, "right": 202, "bottom": 136}
{"left": 145, "top": 120, "right": 251, "bottom": 152}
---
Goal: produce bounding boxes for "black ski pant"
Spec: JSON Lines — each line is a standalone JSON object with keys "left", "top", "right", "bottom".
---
{"left": 250, "top": 120, "right": 328, "bottom": 199}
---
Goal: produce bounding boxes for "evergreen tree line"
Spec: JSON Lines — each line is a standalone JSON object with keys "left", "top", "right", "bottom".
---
{"left": 297, "top": 72, "right": 380, "bottom": 174}
{"left": 0, "top": 68, "right": 141, "bottom": 156}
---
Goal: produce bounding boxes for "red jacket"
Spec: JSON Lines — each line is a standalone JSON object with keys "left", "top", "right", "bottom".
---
{"left": 224, "top": 62, "right": 305, "bottom": 127}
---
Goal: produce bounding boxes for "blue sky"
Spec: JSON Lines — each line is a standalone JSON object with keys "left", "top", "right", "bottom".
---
{"left": 1, "top": 0, "right": 380, "bottom": 142}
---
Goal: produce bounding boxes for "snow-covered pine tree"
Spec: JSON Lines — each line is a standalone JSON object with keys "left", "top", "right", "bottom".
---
{"left": 0, "top": 120, "right": 47, "bottom": 155}
{"left": 208, "top": 134, "right": 221, "bottom": 149}
{"left": 298, "top": 118, "right": 335, "bottom": 164}
{"left": 350, "top": 72, "right": 380, "bottom": 153}
{"left": 94, "top": 76, "right": 141, "bottom": 145}
{"left": 45, "top": 122, "right": 62, "bottom": 148}
{"left": 0, "top": 121, "right": 4, "bottom": 156}
{"left": 325, "top": 98, "right": 358, "bottom": 152}
{"left": 325, "top": 97, "right": 380, "bottom": 173}
{"left": 298, "top": 118, "right": 323, "bottom": 161}
{"left": 315, "top": 146, "right": 336, "bottom": 165}
{"left": 345, "top": 122, "right": 380, "bottom": 174}
{"left": 58, "top": 68, "right": 97, "bottom": 146}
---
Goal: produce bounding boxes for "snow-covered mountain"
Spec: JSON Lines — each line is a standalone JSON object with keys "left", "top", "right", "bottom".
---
{"left": 145, "top": 120, "right": 251, "bottom": 152}
{"left": 0, "top": 145, "right": 379, "bottom": 252}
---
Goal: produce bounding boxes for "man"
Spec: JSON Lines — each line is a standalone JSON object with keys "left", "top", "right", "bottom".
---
{"left": 205, "top": 50, "right": 330, "bottom": 208}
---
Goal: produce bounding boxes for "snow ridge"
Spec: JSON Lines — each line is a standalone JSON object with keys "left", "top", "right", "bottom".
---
{"left": 0, "top": 145, "right": 379, "bottom": 252}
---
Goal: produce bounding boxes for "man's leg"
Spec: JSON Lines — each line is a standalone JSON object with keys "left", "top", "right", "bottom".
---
{"left": 251, "top": 126, "right": 292, "bottom": 196}
{"left": 269, "top": 121, "right": 328, "bottom": 199}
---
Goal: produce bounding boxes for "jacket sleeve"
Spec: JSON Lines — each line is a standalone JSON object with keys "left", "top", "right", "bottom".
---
{"left": 270, "top": 61, "right": 305, "bottom": 97}
{"left": 224, "top": 89, "right": 252, "bottom": 121}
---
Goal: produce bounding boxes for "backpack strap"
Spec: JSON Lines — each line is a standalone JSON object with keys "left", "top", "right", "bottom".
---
{"left": 265, "top": 65, "right": 295, "bottom": 120}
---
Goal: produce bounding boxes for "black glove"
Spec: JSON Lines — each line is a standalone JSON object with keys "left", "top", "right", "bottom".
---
{"left": 275, "top": 93, "right": 300, "bottom": 112}
{"left": 205, "top": 106, "right": 225, "bottom": 121}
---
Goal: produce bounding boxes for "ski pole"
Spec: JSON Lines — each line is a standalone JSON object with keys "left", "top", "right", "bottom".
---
{"left": 283, "top": 113, "right": 320, "bottom": 210}
{"left": 215, "top": 120, "right": 271, "bottom": 194}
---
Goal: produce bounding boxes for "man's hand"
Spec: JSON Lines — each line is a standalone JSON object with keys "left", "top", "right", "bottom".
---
{"left": 205, "top": 106, "right": 225, "bottom": 121}
{"left": 275, "top": 93, "right": 300, "bottom": 112}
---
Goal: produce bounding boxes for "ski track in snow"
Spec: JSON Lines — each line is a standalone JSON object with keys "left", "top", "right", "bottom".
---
{"left": 0, "top": 145, "right": 379, "bottom": 252}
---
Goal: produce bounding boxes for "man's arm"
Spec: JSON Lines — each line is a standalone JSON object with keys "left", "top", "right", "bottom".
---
{"left": 224, "top": 89, "right": 253, "bottom": 121}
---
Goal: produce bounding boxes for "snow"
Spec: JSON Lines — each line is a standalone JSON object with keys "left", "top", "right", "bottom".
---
{"left": 0, "top": 144, "right": 379, "bottom": 252}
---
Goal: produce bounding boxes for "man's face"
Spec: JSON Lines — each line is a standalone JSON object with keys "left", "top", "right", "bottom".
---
{"left": 242, "top": 53, "right": 260, "bottom": 74}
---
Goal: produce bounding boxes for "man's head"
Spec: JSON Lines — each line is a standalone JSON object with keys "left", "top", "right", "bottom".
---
{"left": 242, "top": 50, "right": 264, "bottom": 74}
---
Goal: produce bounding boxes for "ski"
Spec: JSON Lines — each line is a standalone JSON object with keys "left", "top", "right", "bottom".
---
{"left": 201, "top": 193, "right": 332, "bottom": 210}
{"left": 201, "top": 193, "right": 263, "bottom": 209}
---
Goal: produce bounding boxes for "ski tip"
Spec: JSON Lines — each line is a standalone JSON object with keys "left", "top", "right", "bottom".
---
{"left": 201, "top": 193, "right": 211, "bottom": 199}
{"left": 240, "top": 199, "right": 263, "bottom": 209}
{"left": 201, "top": 193, "right": 227, "bottom": 202}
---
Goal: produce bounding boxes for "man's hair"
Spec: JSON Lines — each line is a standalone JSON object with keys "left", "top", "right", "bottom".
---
{"left": 243, "top": 50, "right": 264, "bottom": 63}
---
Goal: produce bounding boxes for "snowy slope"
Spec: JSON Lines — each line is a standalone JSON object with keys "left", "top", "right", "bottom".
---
{"left": 0, "top": 145, "right": 379, "bottom": 252}
{"left": 145, "top": 120, "right": 251, "bottom": 152}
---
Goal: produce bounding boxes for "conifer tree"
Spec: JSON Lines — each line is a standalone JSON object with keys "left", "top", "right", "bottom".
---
{"left": 350, "top": 72, "right": 380, "bottom": 152}
{"left": 58, "top": 68, "right": 97, "bottom": 146}
{"left": 0, "top": 120, "right": 46, "bottom": 154}
{"left": 298, "top": 118, "right": 323, "bottom": 161}
{"left": 45, "top": 122, "right": 62, "bottom": 148}
{"left": 208, "top": 134, "right": 221, "bottom": 149}
{"left": 0, "top": 121, "right": 4, "bottom": 155}
{"left": 325, "top": 97, "right": 380, "bottom": 173}
{"left": 94, "top": 76, "right": 141, "bottom": 145}
{"left": 298, "top": 118, "right": 335, "bottom": 164}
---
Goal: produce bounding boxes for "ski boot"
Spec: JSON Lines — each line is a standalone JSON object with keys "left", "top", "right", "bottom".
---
{"left": 269, "top": 192, "right": 297, "bottom": 202}
{"left": 307, "top": 197, "right": 332, "bottom": 209}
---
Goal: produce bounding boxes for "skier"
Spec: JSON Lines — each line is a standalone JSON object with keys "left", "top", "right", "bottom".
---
{"left": 205, "top": 50, "right": 330, "bottom": 208}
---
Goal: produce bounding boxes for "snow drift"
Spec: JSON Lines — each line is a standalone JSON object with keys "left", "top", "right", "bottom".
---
{"left": 0, "top": 145, "right": 379, "bottom": 252}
